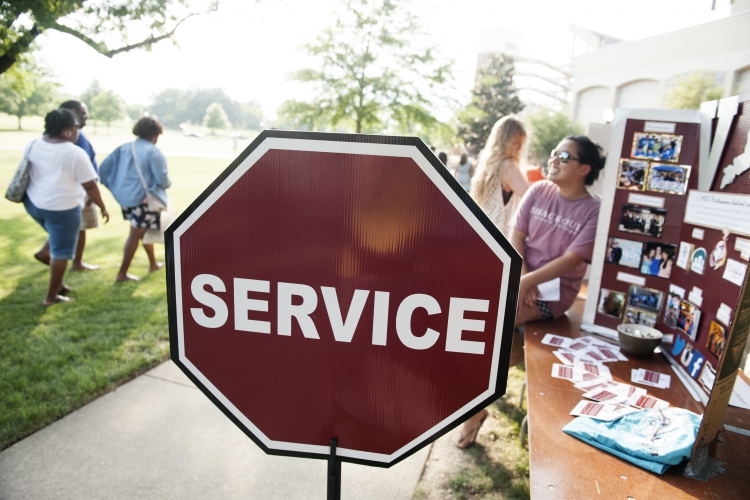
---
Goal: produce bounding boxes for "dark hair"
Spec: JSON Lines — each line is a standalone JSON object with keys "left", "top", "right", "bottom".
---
{"left": 132, "top": 117, "right": 163, "bottom": 139}
{"left": 44, "top": 108, "right": 78, "bottom": 137}
{"left": 59, "top": 100, "right": 83, "bottom": 111}
{"left": 564, "top": 135, "right": 605, "bottom": 185}
{"left": 438, "top": 151, "right": 448, "bottom": 165}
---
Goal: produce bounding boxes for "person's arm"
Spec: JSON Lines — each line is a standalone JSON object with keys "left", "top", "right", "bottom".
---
{"left": 82, "top": 181, "right": 110, "bottom": 223}
{"left": 505, "top": 165, "right": 530, "bottom": 198}
{"left": 150, "top": 149, "right": 171, "bottom": 189}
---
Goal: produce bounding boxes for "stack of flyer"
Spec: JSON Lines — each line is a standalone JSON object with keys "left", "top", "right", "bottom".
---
{"left": 542, "top": 334, "right": 671, "bottom": 421}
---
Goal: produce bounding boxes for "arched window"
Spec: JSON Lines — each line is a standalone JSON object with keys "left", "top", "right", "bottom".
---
{"left": 617, "top": 80, "right": 661, "bottom": 109}
{"left": 576, "top": 86, "right": 610, "bottom": 126}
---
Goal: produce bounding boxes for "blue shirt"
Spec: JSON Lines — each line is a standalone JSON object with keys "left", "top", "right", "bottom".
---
{"left": 99, "top": 138, "right": 171, "bottom": 209}
{"left": 75, "top": 131, "right": 97, "bottom": 173}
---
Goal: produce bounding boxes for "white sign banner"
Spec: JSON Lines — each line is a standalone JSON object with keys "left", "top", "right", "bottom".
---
{"left": 644, "top": 121, "right": 677, "bottom": 133}
{"left": 627, "top": 192, "right": 665, "bottom": 208}
{"left": 616, "top": 271, "right": 646, "bottom": 286}
{"left": 684, "top": 190, "right": 750, "bottom": 237}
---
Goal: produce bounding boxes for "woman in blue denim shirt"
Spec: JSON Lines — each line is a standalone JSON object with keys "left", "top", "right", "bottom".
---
{"left": 100, "top": 117, "right": 171, "bottom": 282}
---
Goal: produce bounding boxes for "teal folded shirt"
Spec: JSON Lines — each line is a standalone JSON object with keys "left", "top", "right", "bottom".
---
{"left": 562, "top": 408, "right": 701, "bottom": 474}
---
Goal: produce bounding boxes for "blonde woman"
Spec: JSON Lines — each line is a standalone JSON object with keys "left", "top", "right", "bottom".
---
{"left": 470, "top": 116, "right": 530, "bottom": 236}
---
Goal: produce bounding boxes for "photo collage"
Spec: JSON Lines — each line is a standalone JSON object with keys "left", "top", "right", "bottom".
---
{"left": 617, "top": 133, "right": 690, "bottom": 196}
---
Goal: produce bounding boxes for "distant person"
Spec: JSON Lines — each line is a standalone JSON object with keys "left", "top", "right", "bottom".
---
{"left": 23, "top": 109, "right": 110, "bottom": 305}
{"left": 470, "top": 115, "right": 529, "bottom": 236}
{"left": 99, "top": 117, "right": 171, "bottom": 282}
{"left": 34, "top": 100, "right": 101, "bottom": 271}
{"left": 438, "top": 151, "right": 448, "bottom": 166}
{"left": 611, "top": 241, "right": 622, "bottom": 264}
{"left": 453, "top": 153, "right": 473, "bottom": 191}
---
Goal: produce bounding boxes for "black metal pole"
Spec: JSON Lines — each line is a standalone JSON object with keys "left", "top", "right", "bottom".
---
{"left": 327, "top": 438, "right": 341, "bottom": 500}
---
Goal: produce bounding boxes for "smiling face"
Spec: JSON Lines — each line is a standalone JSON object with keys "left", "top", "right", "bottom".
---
{"left": 75, "top": 104, "right": 89, "bottom": 128}
{"left": 547, "top": 139, "right": 591, "bottom": 188}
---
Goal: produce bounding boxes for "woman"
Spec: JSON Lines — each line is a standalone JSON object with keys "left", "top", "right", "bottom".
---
{"left": 641, "top": 249, "right": 654, "bottom": 274}
{"left": 658, "top": 253, "right": 673, "bottom": 278}
{"left": 453, "top": 153, "right": 473, "bottom": 191}
{"left": 99, "top": 117, "right": 171, "bottom": 282}
{"left": 470, "top": 116, "right": 529, "bottom": 236}
{"left": 23, "top": 109, "right": 110, "bottom": 305}
{"left": 457, "top": 135, "right": 604, "bottom": 448}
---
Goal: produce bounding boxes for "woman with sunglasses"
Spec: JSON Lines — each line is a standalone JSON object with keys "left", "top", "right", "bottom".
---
{"left": 457, "top": 135, "right": 603, "bottom": 449}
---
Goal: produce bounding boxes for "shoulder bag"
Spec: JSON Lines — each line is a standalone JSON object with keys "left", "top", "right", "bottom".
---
{"left": 131, "top": 141, "right": 167, "bottom": 212}
{"left": 5, "top": 140, "right": 36, "bottom": 203}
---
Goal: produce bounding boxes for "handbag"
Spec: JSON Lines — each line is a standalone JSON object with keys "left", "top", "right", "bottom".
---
{"left": 143, "top": 210, "right": 176, "bottom": 245}
{"left": 5, "top": 140, "right": 36, "bottom": 203}
{"left": 131, "top": 141, "right": 167, "bottom": 212}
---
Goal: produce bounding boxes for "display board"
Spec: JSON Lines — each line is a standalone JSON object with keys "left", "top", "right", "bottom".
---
{"left": 584, "top": 101, "right": 750, "bottom": 403}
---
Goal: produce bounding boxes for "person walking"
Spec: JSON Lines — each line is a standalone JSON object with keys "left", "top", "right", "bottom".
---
{"left": 34, "top": 100, "right": 102, "bottom": 271}
{"left": 23, "top": 109, "right": 110, "bottom": 305}
{"left": 99, "top": 117, "right": 171, "bottom": 282}
{"left": 470, "top": 116, "right": 530, "bottom": 236}
{"left": 453, "top": 153, "right": 473, "bottom": 191}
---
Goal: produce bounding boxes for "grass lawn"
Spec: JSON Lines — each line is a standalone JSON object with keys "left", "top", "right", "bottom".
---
{"left": 0, "top": 144, "right": 230, "bottom": 450}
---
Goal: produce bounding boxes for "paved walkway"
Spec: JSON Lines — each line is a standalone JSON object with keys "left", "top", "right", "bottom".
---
{"left": 0, "top": 362, "right": 429, "bottom": 499}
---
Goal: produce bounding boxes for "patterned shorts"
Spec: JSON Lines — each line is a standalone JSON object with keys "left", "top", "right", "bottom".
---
{"left": 537, "top": 300, "right": 554, "bottom": 321}
{"left": 122, "top": 204, "right": 161, "bottom": 230}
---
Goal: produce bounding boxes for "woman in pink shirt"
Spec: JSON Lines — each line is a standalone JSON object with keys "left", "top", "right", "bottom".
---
{"left": 457, "top": 135, "right": 604, "bottom": 448}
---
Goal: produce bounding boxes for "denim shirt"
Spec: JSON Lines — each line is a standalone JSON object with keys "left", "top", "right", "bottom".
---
{"left": 99, "top": 138, "right": 171, "bottom": 209}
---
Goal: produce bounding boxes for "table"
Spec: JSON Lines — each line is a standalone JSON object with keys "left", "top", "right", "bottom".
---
{"left": 525, "top": 297, "right": 750, "bottom": 499}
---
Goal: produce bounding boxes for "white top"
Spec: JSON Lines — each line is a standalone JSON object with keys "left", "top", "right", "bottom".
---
{"left": 25, "top": 139, "right": 98, "bottom": 211}
{"left": 482, "top": 175, "right": 520, "bottom": 237}
{"left": 455, "top": 161, "right": 472, "bottom": 190}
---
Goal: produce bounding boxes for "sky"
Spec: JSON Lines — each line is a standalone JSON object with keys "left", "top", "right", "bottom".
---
{"left": 33, "top": 0, "right": 732, "bottom": 120}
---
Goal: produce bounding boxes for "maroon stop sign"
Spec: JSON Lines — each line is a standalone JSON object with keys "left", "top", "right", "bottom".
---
{"left": 167, "top": 131, "right": 521, "bottom": 467}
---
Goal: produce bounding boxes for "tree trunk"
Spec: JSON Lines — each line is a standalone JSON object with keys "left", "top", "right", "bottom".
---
{"left": 0, "top": 27, "right": 41, "bottom": 76}
{"left": 356, "top": 120, "right": 362, "bottom": 134}
{"left": 17, "top": 115, "right": 22, "bottom": 131}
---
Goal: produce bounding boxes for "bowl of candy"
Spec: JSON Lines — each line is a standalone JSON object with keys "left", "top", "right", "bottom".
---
{"left": 617, "top": 324, "right": 663, "bottom": 357}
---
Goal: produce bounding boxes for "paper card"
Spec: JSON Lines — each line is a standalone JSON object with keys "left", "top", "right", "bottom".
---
{"left": 627, "top": 192, "right": 665, "bottom": 208}
{"left": 729, "top": 373, "right": 750, "bottom": 409}
{"left": 723, "top": 259, "right": 748, "bottom": 286}
{"left": 669, "top": 283, "right": 686, "bottom": 298}
{"left": 662, "top": 334, "right": 674, "bottom": 344}
{"left": 644, "top": 121, "right": 676, "bottom": 133}
{"left": 632, "top": 368, "right": 671, "bottom": 389}
{"left": 582, "top": 349, "right": 609, "bottom": 362}
{"left": 617, "top": 271, "right": 646, "bottom": 286}
{"left": 574, "top": 360, "right": 612, "bottom": 381}
{"left": 691, "top": 286, "right": 703, "bottom": 297}
{"left": 716, "top": 303, "right": 732, "bottom": 326}
{"left": 742, "top": 250, "right": 750, "bottom": 261}
{"left": 542, "top": 334, "right": 573, "bottom": 348}
{"left": 570, "top": 400, "right": 640, "bottom": 421}
{"left": 629, "top": 394, "right": 670, "bottom": 409}
{"left": 687, "top": 289, "right": 703, "bottom": 308}
{"left": 537, "top": 278, "right": 560, "bottom": 301}
{"left": 692, "top": 228, "right": 705, "bottom": 240}
{"left": 598, "top": 346, "right": 629, "bottom": 361}
{"left": 612, "top": 383, "right": 647, "bottom": 399}
{"left": 735, "top": 237, "right": 750, "bottom": 254}
{"left": 583, "top": 388, "right": 629, "bottom": 404}
{"left": 567, "top": 340, "right": 589, "bottom": 351}
{"left": 684, "top": 191, "right": 750, "bottom": 237}
{"left": 551, "top": 363, "right": 575, "bottom": 381}
{"left": 575, "top": 379, "right": 617, "bottom": 392}
{"left": 676, "top": 242, "right": 693, "bottom": 270}
{"left": 553, "top": 350, "right": 576, "bottom": 366}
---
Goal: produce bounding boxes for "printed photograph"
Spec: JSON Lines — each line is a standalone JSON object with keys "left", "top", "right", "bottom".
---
{"left": 627, "top": 285, "right": 664, "bottom": 314}
{"left": 631, "top": 132, "right": 683, "bottom": 162}
{"left": 618, "top": 204, "right": 666, "bottom": 238}
{"left": 646, "top": 164, "right": 691, "bottom": 195}
{"left": 691, "top": 247, "right": 707, "bottom": 275}
{"left": 597, "top": 289, "right": 626, "bottom": 319}
{"left": 605, "top": 237, "right": 644, "bottom": 269}
{"left": 677, "top": 299, "right": 701, "bottom": 341}
{"left": 663, "top": 293, "right": 682, "bottom": 328}
{"left": 706, "top": 320, "right": 727, "bottom": 359}
{"left": 640, "top": 241, "right": 677, "bottom": 279}
{"left": 623, "top": 306, "right": 658, "bottom": 328}
{"left": 617, "top": 159, "right": 649, "bottom": 191}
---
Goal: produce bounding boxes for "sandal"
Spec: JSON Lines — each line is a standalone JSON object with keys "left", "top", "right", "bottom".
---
{"left": 58, "top": 285, "right": 72, "bottom": 296}
{"left": 43, "top": 296, "right": 75, "bottom": 307}
{"left": 457, "top": 409, "right": 488, "bottom": 449}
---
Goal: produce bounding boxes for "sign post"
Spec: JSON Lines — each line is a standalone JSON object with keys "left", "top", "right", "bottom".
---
{"left": 166, "top": 131, "right": 521, "bottom": 493}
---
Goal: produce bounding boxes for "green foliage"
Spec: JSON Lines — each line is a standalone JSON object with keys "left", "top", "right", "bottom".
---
{"left": 278, "top": 0, "right": 453, "bottom": 134}
{"left": 457, "top": 54, "right": 524, "bottom": 152}
{"left": 525, "top": 108, "right": 584, "bottom": 165}
{"left": 127, "top": 103, "right": 145, "bottom": 121}
{"left": 149, "top": 88, "right": 263, "bottom": 129}
{"left": 0, "top": 58, "right": 58, "bottom": 130}
{"left": 90, "top": 90, "right": 124, "bottom": 132}
{"left": 665, "top": 71, "right": 725, "bottom": 110}
{"left": 0, "top": 1, "right": 219, "bottom": 75}
{"left": 203, "top": 102, "right": 230, "bottom": 133}
{"left": 81, "top": 80, "right": 104, "bottom": 110}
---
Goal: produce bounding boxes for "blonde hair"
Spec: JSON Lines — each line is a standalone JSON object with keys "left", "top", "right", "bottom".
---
{"left": 470, "top": 115, "right": 527, "bottom": 208}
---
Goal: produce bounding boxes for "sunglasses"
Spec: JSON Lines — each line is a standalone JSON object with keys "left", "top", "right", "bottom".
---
{"left": 549, "top": 150, "right": 580, "bottom": 164}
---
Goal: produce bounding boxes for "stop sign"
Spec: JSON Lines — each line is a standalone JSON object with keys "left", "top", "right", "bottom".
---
{"left": 167, "top": 131, "right": 521, "bottom": 467}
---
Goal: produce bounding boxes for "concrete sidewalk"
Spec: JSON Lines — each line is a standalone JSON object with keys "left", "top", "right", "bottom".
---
{"left": 0, "top": 362, "right": 429, "bottom": 499}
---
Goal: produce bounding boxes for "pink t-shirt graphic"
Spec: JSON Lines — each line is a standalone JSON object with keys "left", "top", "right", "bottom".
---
{"left": 512, "top": 181, "right": 600, "bottom": 317}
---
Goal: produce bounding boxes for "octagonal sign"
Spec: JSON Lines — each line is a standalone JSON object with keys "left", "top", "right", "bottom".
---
{"left": 166, "top": 131, "right": 521, "bottom": 467}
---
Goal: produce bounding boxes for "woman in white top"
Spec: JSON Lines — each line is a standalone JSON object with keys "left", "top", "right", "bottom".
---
{"left": 454, "top": 153, "right": 473, "bottom": 191}
{"left": 23, "top": 109, "right": 110, "bottom": 306}
{"left": 470, "top": 115, "right": 529, "bottom": 236}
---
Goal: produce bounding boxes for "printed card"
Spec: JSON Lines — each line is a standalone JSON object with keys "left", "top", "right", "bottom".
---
{"left": 631, "top": 368, "right": 671, "bottom": 389}
{"left": 553, "top": 350, "right": 577, "bottom": 366}
{"left": 570, "top": 401, "right": 640, "bottom": 421}
{"left": 597, "top": 346, "right": 629, "bottom": 362}
{"left": 551, "top": 363, "right": 575, "bottom": 381}
{"left": 628, "top": 394, "right": 670, "bottom": 410}
{"left": 583, "top": 388, "right": 630, "bottom": 404}
{"left": 542, "top": 334, "right": 573, "bottom": 348}
{"left": 574, "top": 360, "right": 612, "bottom": 382}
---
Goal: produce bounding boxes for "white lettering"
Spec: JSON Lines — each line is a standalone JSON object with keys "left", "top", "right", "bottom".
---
{"left": 321, "top": 287, "right": 369, "bottom": 342}
{"left": 190, "top": 274, "right": 228, "bottom": 328}
{"left": 234, "top": 278, "right": 270, "bottom": 334}
{"left": 372, "top": 291, "right": 390, "bottom": 346}
{"left": 445, "top": 298, "right": 489, "bottom": 355}
{"left": 396, "top": 294, "right": 441, "bottom": 350}
{"left": 278, "top": 282, "right": 320, "bottom": 339}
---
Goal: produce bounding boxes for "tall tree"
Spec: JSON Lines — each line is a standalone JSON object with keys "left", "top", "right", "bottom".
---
{"left": 665, "top": 71, "right": 725, "bottom": 110}
{"left": 0, "top": 1, "right": 219, "bottom": 75}
{"left": 203, "top": 102, "right": 229, "bottom": 134}
{"left": 279, "top": 0, "right": 453, "bottom": 134}
{"left": 90, "top": 90, "right": 123, "bottom": 133}
{"left": 525, "top": 108, "right": 584, "bottom": 165}
{"left": 456, "top": 54, "right": 523, "bottom": 153}
{"left": 0, "top": 58, "right": 58, "bottom": 129}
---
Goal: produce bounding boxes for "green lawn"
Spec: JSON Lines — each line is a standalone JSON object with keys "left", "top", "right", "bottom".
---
{"left": 0, "top": 147, "right": 230, "bottom": 450}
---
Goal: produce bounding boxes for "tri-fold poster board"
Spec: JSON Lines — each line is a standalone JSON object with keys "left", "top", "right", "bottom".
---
{"left": 582, "top": 98, "right": 750, "bottom": 474}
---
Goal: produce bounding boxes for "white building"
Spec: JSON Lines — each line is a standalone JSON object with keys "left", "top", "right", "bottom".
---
{"left": 571, "top": 0, "right": 750, "bottom": 128}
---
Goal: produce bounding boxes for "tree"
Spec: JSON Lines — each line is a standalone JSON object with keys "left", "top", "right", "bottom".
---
{"left": 525, "top": 108, "right": 584, "bottom": 165}
{"left": 0, "top": 58, "right": 58, "bottom": 129}
{"left": 127, "top": 104, "right": 145, "bottom": 121}
{"left": 665, "top": 71, "right": 725, "bottom": 110}
{"left": 81, "top": 80, "right": 104, "bottom": 110}
{"left": 0, "top": 1, "right": 220, "bottom": 76}
{"left": 149, "top": 87, "right": 258, "bottom": 128}
{"left": 456, "top": 54, "right": 524, "bottom": 152}
{"left": 90, "top": 91, "right": 123, "bottom": 133}
{"left": 278, "top": 0, "right": 453, "bottom": 134}
{"left": 203, "top": 102, "right": 229, "bottom": 134}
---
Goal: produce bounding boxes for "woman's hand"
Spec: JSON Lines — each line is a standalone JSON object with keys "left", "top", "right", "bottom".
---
{"left": 517, "top": 275, "right": 540, "bottom": 313}
{"left": 101, "top": 208, "right": 110, "bottom": 224}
